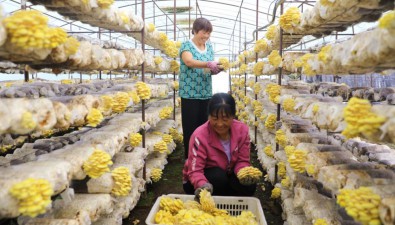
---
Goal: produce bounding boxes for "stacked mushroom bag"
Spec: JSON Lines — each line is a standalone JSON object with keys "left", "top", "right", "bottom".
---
{"left": 0, "top": 160, "right": 72, "bottom": 218}
{"left": 1, "top": 10, "right": 68, "bottom": 61}
{"left": 295, "top": 11, "right": 395, "bottom": 75}
{"left": 121, "top": 49, "right": 145, "bottom": 69}
{"left": 0, "top": 98, "right": 57, "bottom": 135}
{"left": 284, "top": 0, "right": 390, "bottom": 35}
{"left": 30, "top": 0, "right": 144, "bottom": 32}
{"left": 52, "top": 41, "right": 144, "bottom": 70}
{"left": 0, "top": 6, "right": 7, "bottom": 48}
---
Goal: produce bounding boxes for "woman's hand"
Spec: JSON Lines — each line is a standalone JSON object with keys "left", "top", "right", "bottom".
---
{"left": 237, "top": 166, "right": 262, "bottom": 185}
{"left": 238, "top": 176, "right": 257, "bottom": 185}
{"left": 207, "top": 61, "right": 223, "bottom": 75}
{"left": 194, "top": 182, "right": 213, "bottom": 202}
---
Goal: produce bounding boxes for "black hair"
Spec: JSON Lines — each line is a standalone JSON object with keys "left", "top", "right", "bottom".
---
{"left": 192, "top": 17, "right": 213, "bottom": 35}
{"left": 208, "top": 93, "right": 236, "bottom": 118}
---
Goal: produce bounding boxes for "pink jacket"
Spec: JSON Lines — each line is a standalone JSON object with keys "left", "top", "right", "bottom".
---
{"left": 182, "top": 119, "right": 251, "bottom": 189}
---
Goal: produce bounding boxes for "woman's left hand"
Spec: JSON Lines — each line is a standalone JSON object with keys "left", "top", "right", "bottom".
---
{"left": 237, "top": 166, "right": 262, "bottom": 185}
{"left": 207, "top": 61, "right": 223, "bottom": 75}
{"left": 239, "top": 176, "right": 257, "bottom": 185}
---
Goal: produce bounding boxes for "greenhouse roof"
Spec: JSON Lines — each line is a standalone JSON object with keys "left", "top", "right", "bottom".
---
{"left": 2, "top": 0, "right": 378, "bottom": 60}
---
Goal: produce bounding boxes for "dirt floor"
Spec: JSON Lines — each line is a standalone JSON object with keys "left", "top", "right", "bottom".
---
{"left": 123, "top": 143, "right": 284, "bottom": 225}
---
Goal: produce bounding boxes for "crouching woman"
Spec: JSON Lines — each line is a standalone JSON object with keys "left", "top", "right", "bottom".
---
{"left": 182, "top": 93, "right": 260, "bottom": 199}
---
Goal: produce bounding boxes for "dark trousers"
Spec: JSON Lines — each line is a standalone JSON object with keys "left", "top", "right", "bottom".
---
{"left": 183, "top": 167, "right": 256, "bottom": 196}
{"left": 181, "top": 98, "right": 210, "bottom": 159}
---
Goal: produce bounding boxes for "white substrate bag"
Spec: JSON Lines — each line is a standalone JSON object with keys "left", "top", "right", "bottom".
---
{"left": 69, "top": 41, "right": 93, "bottom": 68}
{"left": 158, "top": 60, "right": 170, "bottom": 72}
{"left": 0, "top": 160, "right": 72, "bottom": 218}
{"left": 107, "top": 113, "right": 142, "bottom": 132}
{"left": 145, "top": 134, "right": 165, "bottom": 154}
{"left": 286, "top": 213, "right": 311, "bottom": 225}
{"left": 20, "top": 218, "right": 80, "bottom": 225}
{"left": 50, "top": 97, "right": 87, "bottom": 127}
{"left": 3, "top": 40, "right": 52, "bottom": 61}
{"left": 52, "top": 101, "right": 72, "bottom": 130}
{"left": 112, "top": 148, "right": 148, "bottom": 176}
{"left": 121, "top": 50, "right": 138, "bottom": 68}
{"left": 80, "top": 131, "right": 123, "bottom": 156}
{"left": 0, "top": 98, "right": 57, "bottom": 134}
{"left": 52, "top": 194, "right": 113, "bottom": 224}
{"left": 0, "top": 13, "right": 7, "bottom": 47}
{"left": 303, "top": 198, "right": 341, "bottom": 225}
{"left": 89, "top": 45, "right": 110, "bottom": 70}
{"left": 50, "top": 43, "right": 68, "bottom": 63}
{"left": 37, "top": 143, "right": 95, "bottom": 180}
{"left": 144, "top": 52, "right": 156, "bottom": 69}
{"left": 153, "top": 120, "right": 176, "bottom": 134}
{"left": 282, "top": 198, "right": 304, "bottom": 217}
{"left": 0, "top": 100, "right": 11, "bottom": 133}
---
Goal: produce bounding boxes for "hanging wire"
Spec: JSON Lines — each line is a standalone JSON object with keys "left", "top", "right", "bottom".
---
{"left": 244, "top": 0, "right": 285, "bottom": 46}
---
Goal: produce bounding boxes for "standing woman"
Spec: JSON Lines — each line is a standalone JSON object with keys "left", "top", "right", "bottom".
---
{"left": 179, "top": 17, "right": 223, "bottom": 159}
{"left": 182, "top": 93, "right": 259, "bottom": 198}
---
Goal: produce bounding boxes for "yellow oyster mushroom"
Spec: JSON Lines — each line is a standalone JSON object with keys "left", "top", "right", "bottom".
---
{"left": 154, "top": 210, "right": 175, "bottom": 224}
{"left": 127, "top": 90, "right": 141, "bottom": 104}
{"left": 159, "top": 106, "right": 173, "bottom": 119}
{"left": 130, "top": 133, "right": 142, "bottom": 147}
{"left": 253, "top": 61, "right": 264, "bottom": 76}
{"left": 342, "top": 97, "right": 385, "bottom": 139}
{"left": 318, "top": 45, "right": 332, "bottom": 63}
{"left": 266, "top": 24, "right": 278, "bottom": 40}
{"left": 279, "top": 7, "right": 301, "bottom": 31}
{"left": 9, "top": 178, "right": 53, "bottom": 217}
{"left": 147, "top": 23, "right": 156, "bottom": 32}
{"left": 271, "top": 187, "right": 281, "bottom": 199}
{"left": 111, "top": 167, "right": 132, "bottom": 196}
{"left": 21, "top": 112, "right": 36, "bottom": 129}
{"left": 283, "top": 98, "right": 296, "bottom": 112}
{"left": 162, "top": 134, "right": 173, "bottom": 144}
{"left": 135, "top": 82, "right": 151, "bottom": 100}
{"left": 64, "top": 36, "right": 80, "bottom": 56}
{"left": 337, "top": 187, "right": 381, "bottom": 225}
{"left": 254, "top": 39, "right": 267, "bottom": 53}
{"left": 218, "top": 57, "right": 230, "bottom": 70}
{"left": 265, "top": 114, "right": 277, "bottom": 130}
{"left": 284, "top": 145, "right": 295, "bottom": 158}
{"left": 277, "top": 162, "right": 286, "bottom": 178}
{"left": 281, "top": 176, "right": 291, "bottom": 188}
{"left": 112, "top": 92, "right": 130, "bottom": 113}
{"left": 199, "top": 189, "right": 216, "bottom": 213}
{"left": 159, "top": 196, "right": 184, "bottom": 214}
{"left": 83, "top": 149, "right": 113, "bottom": 178}
{"left": 154, "top": 140, "right": 168, "bottom": 153}
{"left": 314, "top": 218, "right": 329, "bottom": 225}
{"left": 379, "top": 10, "right": 395, "bottom": 29}
{"left": 170, "top": 60, "right": 180, "bottom": 73}
{"left": 288, "top": 149, "right": 307, "bottom": 173}
{"left": 100, "top": 95, "right": 115, "bottom": 113}
{"left": 86, "top": 108, "right": 103, "bottom": 127}
{"left": 154, "top": 56, "right": 163, "bottom": 65}
{"left": 97, "top": 0, "right": 114, "bottom": 9}
{"left": 264, "top": 145, "right": 274, "bottom": 157}
{"left": 275, "top": 130, "right": 287, "bottom": 147}
{"left": 151, "top": 168, "right": 163, "bottom": 182}
{"left": 268, "top": 50, "right": 282, "bottom": 67}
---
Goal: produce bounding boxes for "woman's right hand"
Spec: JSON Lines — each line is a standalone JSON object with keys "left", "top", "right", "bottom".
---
{"left": 207, "top": 61, "right": 223, "bottom": 75}
{"left": 194, "top": 182, "right": 213, "bottom": 202}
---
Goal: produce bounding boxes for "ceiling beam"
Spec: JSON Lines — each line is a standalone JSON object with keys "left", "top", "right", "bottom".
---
{"left": 228, "top": 0, "right": 244, "bottom": 46}
{"left": 198, "top": 0, "right": 273, "bottom": 17}
{"left": 144, "top": 13, "right": 257, "bottom": 27}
